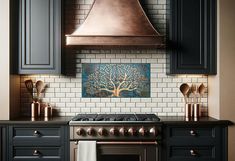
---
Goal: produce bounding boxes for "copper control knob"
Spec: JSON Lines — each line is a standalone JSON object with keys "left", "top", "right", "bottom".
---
{"left": 76, "top": 128, "right": 85, "bottom": 136}
{"left": 119, "top": 127, "right": 128, "bottom": 136}
{"left": 110, "top": 127, "right": 118, "bottom": 136}
{"left": 87, "top": 128, "right": 95, "bottom": 136}
{"left": 139, "top": 127, "right": 147, "bottom": 136}
{"left": 128, "top": 128, "right": 137, "bottom": 136}
{"left": 149, "top": 127, "right": 156, "bottom": 136}
{"left": 98, "top": 128, "right": 106, "bottom": 136}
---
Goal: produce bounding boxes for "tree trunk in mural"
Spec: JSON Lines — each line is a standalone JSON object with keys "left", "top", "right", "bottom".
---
{"left": 99, "top": 73, "right": 137, "bottom": 97}
{"left": 83, "top": 64, "right": 150, "bottom": 97}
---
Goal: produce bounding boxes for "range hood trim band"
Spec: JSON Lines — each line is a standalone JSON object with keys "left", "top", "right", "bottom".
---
{"left": 66, "top": 36, "right": 164, "bottom": 46}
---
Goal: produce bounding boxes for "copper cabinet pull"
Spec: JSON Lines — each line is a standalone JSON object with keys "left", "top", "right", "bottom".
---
{"left": 190, "top": 130, "right": 196, "bottom": 136}
{"left": 33, "top": 150, "right": 40, "bottom": 156}
{"left": 33, "top": 130, "right": 41, "bottom": 137}
{"left": 190, "top": 149, "right": 197, "bottom": 156}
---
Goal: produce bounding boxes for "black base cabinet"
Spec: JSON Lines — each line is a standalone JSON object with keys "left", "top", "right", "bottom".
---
{"left": 8, "top": 125, "right": 69, "bottom": 161}
{"left": 0, "top": 126, "right": 7, "bottom": 161}
{"left": 167, "top": 0, "right": 217, "bottom": 75}
{"left": 11, "top": 0, "right": 62, "bottom": 74}
{"left": 162, "top": 124, "right": 228, "bottom": 161}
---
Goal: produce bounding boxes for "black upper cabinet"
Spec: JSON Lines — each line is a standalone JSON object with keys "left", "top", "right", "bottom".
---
{"left": 167, "top": 0, "right": 216, "bottom": 75}
{"left": 17, "top": 0, "right": 62, "bottom": 74}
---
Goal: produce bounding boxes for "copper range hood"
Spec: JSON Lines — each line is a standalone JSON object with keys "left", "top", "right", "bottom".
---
{"left": 66, "top": 0, "right": 165, "bottom": 48}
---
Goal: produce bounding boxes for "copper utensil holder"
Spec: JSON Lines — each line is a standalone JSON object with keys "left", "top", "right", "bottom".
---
{"left": 185, "top": 103, "right": 201, "bottom": 120}
{"left": 193, "top": 103, "right": 201, "bottom": 118}
{"left": 31, "top": 101, "right": 40, "bottom": 118}
{"left": 185, "top": 103, "right": 193, "bottom": 118}
{"left": 44, "top": 104, "right": 52, "bottom": 118}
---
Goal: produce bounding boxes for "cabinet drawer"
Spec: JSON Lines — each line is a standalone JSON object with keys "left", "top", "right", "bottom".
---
{"left": 12, "top": 127, "right": 62, "bottom": 146}
{"left": 169, "top": 146, "right": 215, "bottom": 161}
{"left": 13, "top": 147, "right": 62, "bottom": 161}
{"left": 169, "top": 127, "right": 215, "bottom": 138}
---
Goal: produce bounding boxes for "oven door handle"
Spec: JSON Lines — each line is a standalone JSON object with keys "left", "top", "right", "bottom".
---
{"left": 75, "top": 141, "right": 157, "bottom": 145}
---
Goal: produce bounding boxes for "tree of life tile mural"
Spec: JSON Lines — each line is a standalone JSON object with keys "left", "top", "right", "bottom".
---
{"left": 82, "top": 64, "right": 150, "bottom": 98}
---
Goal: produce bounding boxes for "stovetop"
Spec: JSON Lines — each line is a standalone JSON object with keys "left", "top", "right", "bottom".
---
{"left": 70, "top": 114, "right": 160, "bottom": 125}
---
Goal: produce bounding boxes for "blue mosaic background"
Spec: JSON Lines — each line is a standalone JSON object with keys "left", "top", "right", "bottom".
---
{"left": 82, "top": 64, "right": 150, "bottom": 98}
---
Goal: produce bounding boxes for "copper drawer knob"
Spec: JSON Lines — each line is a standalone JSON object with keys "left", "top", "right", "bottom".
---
{"left": 33, "top": 130, "right": 40, "bottom": 137}
{"left": 190, "top": 130, "right": 196, "bottom": 136}
{"left": 190, "top": 149, "right": 197, "bottom": 156}
{"left": 33, "top": 150, "right": 40, "bottom": 156}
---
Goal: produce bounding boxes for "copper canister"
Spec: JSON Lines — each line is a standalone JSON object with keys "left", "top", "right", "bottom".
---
{"left": 44, "top": 104, "right": 52, "bottom": 118}
{"left": 31, "top": 101, "right": 40, "bottom": 118}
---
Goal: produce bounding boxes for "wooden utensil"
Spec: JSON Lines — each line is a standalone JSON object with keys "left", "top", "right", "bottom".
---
{"left": 24, "top": 79, "right": 34, "bottom": 98}
{"left": 191, "top": 84, "right": 197, "bottom": 104}
{"left": 35, "top": 80, "right": 44, "bottom": 98}
{"left": 198, "top": 83, "right": 206, "bottom": 103}
{"left": 180, "top": 83, "right": 190, "bottom": 103}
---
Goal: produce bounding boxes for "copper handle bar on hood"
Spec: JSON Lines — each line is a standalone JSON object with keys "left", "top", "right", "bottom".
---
{"left": 74, "top": 141, "right": 157, "bottom": 145}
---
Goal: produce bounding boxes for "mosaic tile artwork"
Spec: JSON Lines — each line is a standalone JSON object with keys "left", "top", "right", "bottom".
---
{"left": 82, "top": 64, "right": 151, "bottom": 98}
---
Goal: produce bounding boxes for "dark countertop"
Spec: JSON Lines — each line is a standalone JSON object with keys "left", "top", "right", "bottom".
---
{"left": 159, "top": 116, "right": 233, "bottom": 125}
{"left": 0, "top": 116, "right": 73, "bottom": 125}
{"left": 0, "top": 116, "right": 233, "bottom": 126}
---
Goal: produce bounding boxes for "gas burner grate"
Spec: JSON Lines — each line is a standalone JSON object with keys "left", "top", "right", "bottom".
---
{"left": 135, "top": 114, "right": 160, "bottom": 121}
{"left": 71, "top": 114, "right": 160, "bottom": 122}
{"left": 71, "top": 114, "right": 98, "bottom": 121}
{"left": 95, "top": 114, "right": 137, "bottom": 121}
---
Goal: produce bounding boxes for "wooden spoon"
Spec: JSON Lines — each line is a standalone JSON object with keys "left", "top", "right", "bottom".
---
{"left": 180, "top": 83, "right": 190, "bottom": 104}
{"left": 191, "top": 84, "right": 197, "bottom": 104}
{"left": 198, "top": 83, "right": 206, "bottom": 103}
{"left": 24, "top": 79, "right": 34, "bottom": 98}
{"left": 35, "top": 80, "right": 44, "bottom": 98}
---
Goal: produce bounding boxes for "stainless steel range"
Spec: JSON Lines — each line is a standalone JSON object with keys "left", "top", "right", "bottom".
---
{"left": 69, "top": 114, "right": 161, "bottom": 161}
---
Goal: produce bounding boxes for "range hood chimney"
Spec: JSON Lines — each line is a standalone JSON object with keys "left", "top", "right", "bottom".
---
{"left": 66, "top": 0, "right": 165, "bottom": 48}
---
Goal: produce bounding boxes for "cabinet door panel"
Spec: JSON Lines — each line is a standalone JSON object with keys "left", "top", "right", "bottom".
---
{"left": 19, "top": 0, "right": 61, "bottom": 74}
{"left": 26, "top": 0, "right": 51, "bottom": 65}
{"left": 167, "top": 0, "right": 216, "bottom": 74}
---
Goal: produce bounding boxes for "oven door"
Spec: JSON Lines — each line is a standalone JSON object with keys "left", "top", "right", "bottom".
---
{"left": 70, "top": 141, "right": 158, "bottom": 161}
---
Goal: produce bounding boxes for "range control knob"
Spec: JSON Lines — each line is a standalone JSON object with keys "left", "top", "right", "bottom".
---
{"left": 87, "top": 128, "right": 95, "bottom": 136}
{"left": 139, "top": 127, "right": 147, "bottom": 136}
{"left": 110, "top": 127, "right": 118, "bottom": 136}
{"left": 119, "top": 127, "right": 128, "bottom": 136}
{"left": 76, "top": 128, "right": 85, "bottom": 136}
{"left": 128, "top": 128, "right": 137, "bottom": 136}
{"left": 149, "top": 127, "right": 157, "bottom": 136}
{"left": 98, "top": 128, "right": 106, "bottom": 136}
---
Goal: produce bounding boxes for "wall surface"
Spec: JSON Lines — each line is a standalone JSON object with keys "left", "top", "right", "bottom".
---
{"left": 20, "top": 0, "right": 208, "bottom": 117}
{"left": 208, "top": 0, "right": 235, "bottom": 161}
{"left": 0, "top": 0, "right": 10, "bottom": 120}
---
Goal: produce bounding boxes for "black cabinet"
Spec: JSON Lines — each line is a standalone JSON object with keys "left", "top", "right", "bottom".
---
{"left": 0, "top": 126, "right": 7, "bottom": 161}
{"left": 8, "top": 125, "right": 69, "bottom": 161}
{"left": 16, "top": 0, "right": 62, "bottom": 74}
{"left": 167, "top": 0, "right": 216, "bottom": 74}
{"left": 162, "top": 124, "right": 228, "bottom": 161}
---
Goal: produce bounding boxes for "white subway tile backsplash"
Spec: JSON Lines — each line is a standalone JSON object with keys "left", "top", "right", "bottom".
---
{"left": 19, "top": 0, "right": 208, "bottom": 117}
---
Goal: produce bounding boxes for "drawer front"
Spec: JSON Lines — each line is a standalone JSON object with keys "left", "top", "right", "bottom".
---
{"left": 11, "top": 127, "right": 63, "bottom": 146}
{"left": 169, "top": 146, "right": 216, "bottom": 161}
{"left": 170, "top": 127, "right": 215, "bottom": 138}
{"left": 13, "top": 147, "right": 63, "bottom": 161}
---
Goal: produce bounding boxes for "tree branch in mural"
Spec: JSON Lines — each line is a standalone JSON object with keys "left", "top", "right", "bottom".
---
{"left": 85, "top": 64, "right": 148, "bottom": 97}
